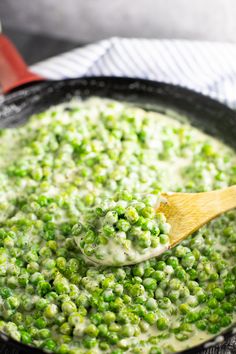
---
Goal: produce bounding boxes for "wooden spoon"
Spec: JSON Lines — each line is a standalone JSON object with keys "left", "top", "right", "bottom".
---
{"left": 159, "top": 185, "right": 236, "bottom": 248}
{"left": 80, "top": 185, "right": 236, "bottom": 266}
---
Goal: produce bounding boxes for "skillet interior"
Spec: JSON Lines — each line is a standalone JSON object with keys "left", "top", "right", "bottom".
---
{"left": 0, "top": 77, "right": 235, "bottom": 354}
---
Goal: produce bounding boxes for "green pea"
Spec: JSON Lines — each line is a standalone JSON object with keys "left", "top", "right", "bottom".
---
{"left": 146, "top": 298, "right": 157, "bottom": 310}
{"left": 224, "top": 281, "right": 235, "bottom": 295}
{"left": 212, "top": 288, "right": 225, "bottom": 301}
{"left": 144, "top": 313, "right": 157, "bottom": 325}
{"left": 182, "top": 253, "right": 195, "bottom": 268}
{"left": 61, "top": 301, "right": 77, "bottom": 315}
{"left": 35, "top": 318, "right": 47, "bottom": 329}
{"left": 208, "top": 298, "right": 218, "bottom": 309}
{"left": 156, "top": 318, "right": 169, "bottom": 330}
{"left": 44, "top": 304, "right": 58, "bottom": 319}
{"left": 117, "top": 219, "right": 131, "bottom": 232}
{"left": 196, "top": 319, "right": 208, "bottom": 331}
{"left": 20, "top": 331, "right": 32, "bottom": 345}
{"left": 41, "top": 339, "right": 57, "bottom": 351}
{"left": 104, "top": 311, "right": 116, "bottom": 324}
{"left": 82, "top": 336, "right": 97, "bottom": 349}
{"left": 143, "top": 278, "right": 157, "bottom": 291}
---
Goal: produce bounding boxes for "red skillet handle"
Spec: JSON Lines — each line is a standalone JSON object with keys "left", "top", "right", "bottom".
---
{"left": 0, "top": 34, "right": 44, "bottom": 94}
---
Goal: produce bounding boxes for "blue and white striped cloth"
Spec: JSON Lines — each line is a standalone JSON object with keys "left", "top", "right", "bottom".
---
{"left": 31, "top": 38, "right": 236, "bottom": 108}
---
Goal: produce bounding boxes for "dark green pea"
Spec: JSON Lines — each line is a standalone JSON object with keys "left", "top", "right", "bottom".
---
{"left": 156, "top": 318, "right": 169, "bottom": 330}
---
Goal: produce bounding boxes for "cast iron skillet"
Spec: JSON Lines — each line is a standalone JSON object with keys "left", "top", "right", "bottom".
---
{"left": 0, "top": 37, "right": 236, "bottom": 354}
{"left": 1, "top": 76, "right": 236, "bottom": 354}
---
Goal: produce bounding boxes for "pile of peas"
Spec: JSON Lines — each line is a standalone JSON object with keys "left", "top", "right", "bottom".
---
{"left": 77, "top": 191, "right": 170, "bottom": 265}
{"left": 0, "top": 98, "right": 235, "bottom": 354}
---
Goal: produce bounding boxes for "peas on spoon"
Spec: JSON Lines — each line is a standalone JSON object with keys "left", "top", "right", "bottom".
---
{"left": 74, "top": 186, "right": 236, "bottom": 266}
{"left": 73, "top": 191, "right": 171, "bottom": 266}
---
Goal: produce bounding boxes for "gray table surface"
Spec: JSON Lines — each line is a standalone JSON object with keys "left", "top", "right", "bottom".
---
{"left": 1, "top": 27, "right": 236, "bottom": 354}
{"left": 4, "top": 27, "right": 80, "bottom": 65}
{"left": 2, "top": 0, "right": 236, "bottom": 43}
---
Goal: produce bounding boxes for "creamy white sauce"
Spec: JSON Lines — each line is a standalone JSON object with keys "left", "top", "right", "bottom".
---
{"left": 0, "top": 97, "right": 235, "bottom": 354}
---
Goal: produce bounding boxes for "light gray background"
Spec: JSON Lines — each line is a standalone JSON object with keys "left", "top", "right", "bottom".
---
{"left": 1, "top": 0, "right": 236, "bottom": 43}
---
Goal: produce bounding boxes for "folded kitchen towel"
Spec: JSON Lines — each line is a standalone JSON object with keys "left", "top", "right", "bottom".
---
{"left": 31, "top": 37, "right": 236, "bottom": 109}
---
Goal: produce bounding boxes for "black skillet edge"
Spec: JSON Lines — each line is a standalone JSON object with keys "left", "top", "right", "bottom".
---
{"left": 1, "top": 77, "right": 236, "bottom": 148}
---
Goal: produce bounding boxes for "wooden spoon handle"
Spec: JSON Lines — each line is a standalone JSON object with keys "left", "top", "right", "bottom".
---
{"left": 160, "top": 185, "right": 236, "bottom": 247}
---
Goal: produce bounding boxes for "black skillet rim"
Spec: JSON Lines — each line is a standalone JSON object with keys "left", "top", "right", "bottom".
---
{"left": 0, "top": 76, "right": 235, "bottom": 354}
